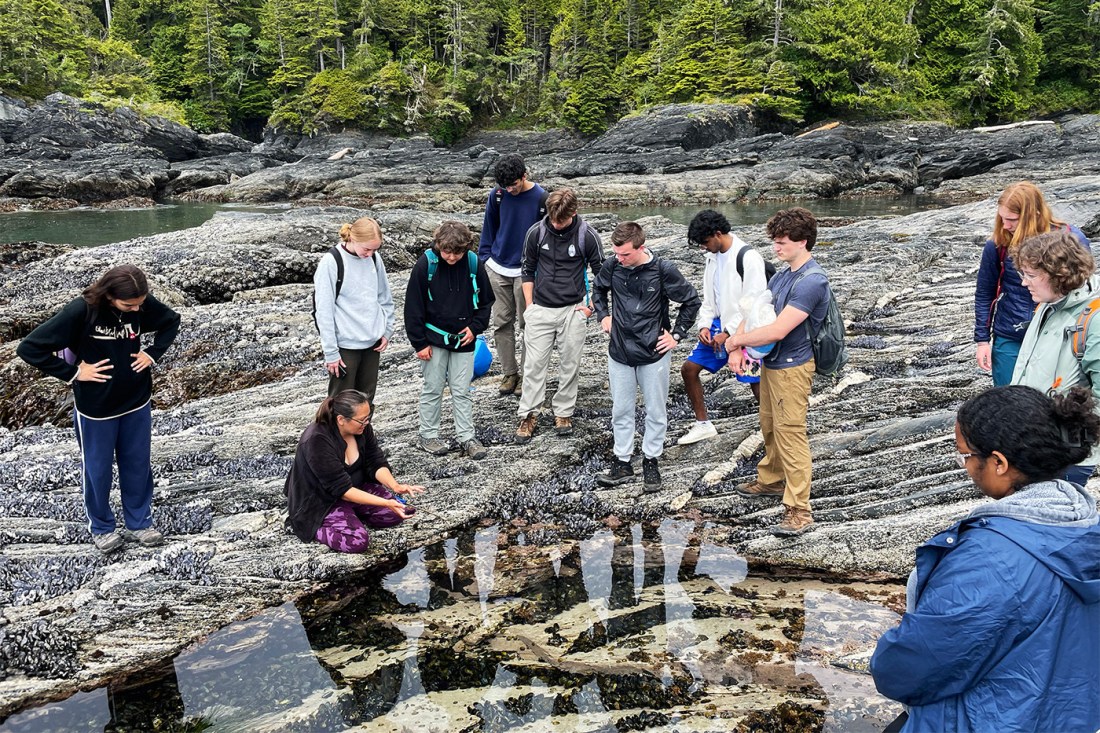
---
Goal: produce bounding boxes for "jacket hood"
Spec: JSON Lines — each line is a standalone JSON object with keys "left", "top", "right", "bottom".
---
{"left": 969, "top": 479, "right": 1098, "bottom": 603}
{"left": 1056, "top": 273, "right": 1100, "bottom": 311}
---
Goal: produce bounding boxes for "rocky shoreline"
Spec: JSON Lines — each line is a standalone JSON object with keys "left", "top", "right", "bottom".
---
{"left": 4, "top": 96, "right": 1100, "bottom": 213}
{"left": 1, "top": 103, "right": 1099, "bottom": 721}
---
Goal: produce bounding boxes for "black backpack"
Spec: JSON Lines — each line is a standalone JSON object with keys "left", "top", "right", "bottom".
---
{"left": 735, "top": 243, "right": 777, "bottom": 284}
{"left": 311, "top": 246, "right": 379, "bottom": 331}
{"left": 790, "top": 265, "right": 848, "bottom": 377}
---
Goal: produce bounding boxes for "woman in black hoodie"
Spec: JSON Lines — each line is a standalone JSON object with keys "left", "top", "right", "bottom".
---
{"left": 17, "top": 264, "right": 180, "bottom": 554}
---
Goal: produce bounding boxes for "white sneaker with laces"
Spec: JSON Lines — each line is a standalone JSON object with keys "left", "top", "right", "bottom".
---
{"left": 677, "top": 421, "right": 718, "bottom": 445}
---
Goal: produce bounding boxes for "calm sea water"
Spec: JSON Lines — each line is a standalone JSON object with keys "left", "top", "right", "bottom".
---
{"left": 0, "top": 196, "right": 946, "bottom": 248}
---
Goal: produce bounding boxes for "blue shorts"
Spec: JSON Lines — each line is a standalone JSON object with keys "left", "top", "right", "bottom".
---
{"left": 686, "top": 318, "right": 760, "bottom": 384}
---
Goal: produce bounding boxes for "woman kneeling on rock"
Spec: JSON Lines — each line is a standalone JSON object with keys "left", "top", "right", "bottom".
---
{"left": 285, "top": 389, "right": 422, "bottom": 552}
{"left": 16, "top": 264, "right": 181, "bottom": 554}
{"left": 871, "top": 385, "right": 1100, "bottom": 733}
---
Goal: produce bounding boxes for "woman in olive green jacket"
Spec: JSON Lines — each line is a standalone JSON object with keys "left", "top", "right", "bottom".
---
{"left": 1011, "top": 229, "right": 1099, "bottom": 485}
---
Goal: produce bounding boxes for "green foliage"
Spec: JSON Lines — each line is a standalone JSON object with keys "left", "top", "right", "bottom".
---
{"left": 0, "top": 0, "right": 1095, "bottom": 136}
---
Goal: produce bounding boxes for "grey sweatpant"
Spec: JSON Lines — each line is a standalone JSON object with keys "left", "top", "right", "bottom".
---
{"left": 608, "top": 353, "right": 671, "bottom": 462}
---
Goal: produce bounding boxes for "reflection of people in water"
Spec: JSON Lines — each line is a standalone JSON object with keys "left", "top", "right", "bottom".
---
{"left": 871, "top": 385, "right": 1100, "bottom": 732}
{"left": 285, "top": 390, "right": 423, "bottom": 553}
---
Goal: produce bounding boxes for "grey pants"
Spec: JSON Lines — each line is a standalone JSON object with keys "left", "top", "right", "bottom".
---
{"left": 608, "top": 353, "right": 671, "bottom": 461}
{"left": 419, "top": 348, "right": 475, "bottom": 442}
{"left": 487, "top": 269, "right": 527, "bottom": 377}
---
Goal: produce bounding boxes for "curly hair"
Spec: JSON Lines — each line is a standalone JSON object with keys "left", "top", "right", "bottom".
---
{"left": 957, "top": 385, "right": 1100, "bottom": 487}
{"left": 994, "top": 181, "right": 1065, "bottom": 252}
{"left": 766, "top": 207, "right": 817, "bottom": 250}
{"left": 1014, "top": 230, "right": 1094, "bottom": 297}
{"left": 687, "top": 210, "right": 730, "bottom": 245}
{"left": 493, "top": 154, "right": 527, "bottom": 188}
{"left": 432, "top": 220, "right": 474, "bottom": 253}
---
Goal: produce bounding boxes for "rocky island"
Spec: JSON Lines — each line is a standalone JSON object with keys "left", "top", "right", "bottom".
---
{"left": 1, "top": 101, "right": 1099, "bottom": 728}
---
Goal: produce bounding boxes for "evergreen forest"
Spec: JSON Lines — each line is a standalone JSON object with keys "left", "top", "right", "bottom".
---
{"left": 1, "top": 0, "right": 1098, "bottom": 141}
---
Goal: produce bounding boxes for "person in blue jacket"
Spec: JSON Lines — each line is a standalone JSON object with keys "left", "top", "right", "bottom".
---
{"left": 17, "top": 264, "right": 181, "bottom": 554}
{"left": 973, "top": 181, "right": 1090, "bottom": 385}
{"left": 871, "top": 384, "right": 1100, "bottom": 733}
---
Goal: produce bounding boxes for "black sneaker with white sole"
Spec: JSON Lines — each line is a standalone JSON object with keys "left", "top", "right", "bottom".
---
{"left": 597, "top": 459, "right": 634, "bottom": 486}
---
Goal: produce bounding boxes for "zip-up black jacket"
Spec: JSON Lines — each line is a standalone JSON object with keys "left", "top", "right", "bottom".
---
{"left": 16, "top": 294, "right": 180, "bottom": 419}
{"left": 404, "top": 251, "right": 494, "bottom": 352}
{"left": 520, "top": 216, "right": 604, "bottom": 308}
{"left": 592, "top": 252, "right": 701, "bottom": 367}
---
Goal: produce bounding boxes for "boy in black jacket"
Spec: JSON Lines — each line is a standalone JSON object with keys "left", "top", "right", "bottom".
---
{"left": 591, "top": 222, "right": 701, "bottom": 491}
{"left": 404, "top": 221, "right": 495, "bottom": 459}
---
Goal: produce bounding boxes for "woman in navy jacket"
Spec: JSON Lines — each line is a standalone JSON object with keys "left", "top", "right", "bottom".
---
{"left": 973, "top": 181, "right": 1089, "bottom": 385}
{"left": 871, "top": 385, "right": 1100, "bottom": 732}
{"left": 17, "top": 265, "right": 180, "bottom": 554}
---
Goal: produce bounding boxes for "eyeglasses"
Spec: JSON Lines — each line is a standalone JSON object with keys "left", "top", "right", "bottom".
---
{"left": 955, "top": 452, "right": 974, "bottom": 468}
{"left": 345, "top": 415, "right": 371, "bottom": 426}
{"left": 1019, "top": 270, "right": 1041, "bottom": 283}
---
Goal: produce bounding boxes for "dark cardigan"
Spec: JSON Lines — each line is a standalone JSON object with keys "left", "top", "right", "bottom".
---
{"left": 284, "top": 420, "right": 390, "bottom": 542}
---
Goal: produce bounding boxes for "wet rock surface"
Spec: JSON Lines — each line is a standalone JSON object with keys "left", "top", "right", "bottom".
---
{"left": 0, "top": 177, "right": 1098, "bottom": 719}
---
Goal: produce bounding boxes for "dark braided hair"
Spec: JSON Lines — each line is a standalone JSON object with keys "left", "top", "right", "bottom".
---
{"left": 957, "top": 385, "right": 1100, "bottom": 485}
{"left": 314, "top": 389, "right": 370, "bottom": 425}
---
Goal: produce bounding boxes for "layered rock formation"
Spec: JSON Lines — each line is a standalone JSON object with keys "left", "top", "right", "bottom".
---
{"left": 1, "top": 177, "right": 1097, "bottom": 717}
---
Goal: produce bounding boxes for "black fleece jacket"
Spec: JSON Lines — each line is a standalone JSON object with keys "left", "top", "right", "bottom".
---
{"left": 16, "top": 294, "right": 180, "bottom": 419}
{"left": 284, "top": 420, "right": 390, "bottom": 542}
{"left": 404, "top": 251, "right": 495, "bottom": 352}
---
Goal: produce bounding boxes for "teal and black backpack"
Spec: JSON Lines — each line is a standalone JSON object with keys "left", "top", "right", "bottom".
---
{"left": 425, "top": 249, "right": 480, "bottom": 309}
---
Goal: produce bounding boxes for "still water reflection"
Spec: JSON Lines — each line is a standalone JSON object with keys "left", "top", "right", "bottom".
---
{"left": 1, "top": 521, "right": 904, "bottom": 732}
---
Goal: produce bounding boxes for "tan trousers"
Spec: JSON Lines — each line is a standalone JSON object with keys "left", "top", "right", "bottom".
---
{"left": 517, "top": 303, "right": 588, "bottom": 418}
{"left": 486, "top": 269, "right": 527, "bottom": 377}
{"left": 757, "top": 360, "right": 816, "bottom": 511}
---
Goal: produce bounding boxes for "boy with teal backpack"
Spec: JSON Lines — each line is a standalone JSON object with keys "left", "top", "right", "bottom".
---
{"left": 404, "top": 221, "right": 495, "bottom": 459}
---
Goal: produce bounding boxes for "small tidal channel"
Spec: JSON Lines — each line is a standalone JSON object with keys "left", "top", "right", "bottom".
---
{"left": 2, "top": 521, "right": 904, "bottom": 732}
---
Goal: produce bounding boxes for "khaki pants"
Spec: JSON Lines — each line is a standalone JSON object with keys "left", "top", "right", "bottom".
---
{"left": 757, "top": 361, "right": 815, "bottom": 510}
{"left": 517, "top": 303, "right": 587, "bottom": 418}
{"left": 487, "top": 269, "right": 527, "bottom": 377}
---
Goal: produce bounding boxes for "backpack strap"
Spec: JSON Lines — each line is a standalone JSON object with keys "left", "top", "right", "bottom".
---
{"left": 466, "top": 250, "right": 480, "bottom": 309}
{"left": 329, "top": 246, "right": 345, "bottom": 301}
{"left": 1070, "top": 298, "right": 1100, "bottom": 362}
{"left": 735, "top": 244, "right": 750, "bottom": 281}
{"left": 425, "top": 250, "right": 439, "bottom": 302}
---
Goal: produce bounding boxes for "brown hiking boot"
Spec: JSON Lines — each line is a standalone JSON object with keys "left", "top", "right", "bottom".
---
{"left": 516, "top": 412, "right": 538, "bottom": 443}
{"left": 499, "top": 374, "right": 519, "bottom": 395}
{"left": 514, "top": 380, "right": 523, "bottom": 397}
{"left": 735, "top": 478, "right": 786, "bottom": 497}
{"left": 554, "top": 416, "right": 573, "bottom": 436}
{"left": 770, "top": 506, "right": 814, "bottom": 537}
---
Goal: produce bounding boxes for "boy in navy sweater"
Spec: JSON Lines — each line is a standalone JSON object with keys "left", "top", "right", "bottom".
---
{"left": 406, "top": 221, "right": 495, "bottom": 459}
{"left": 478, "top": 154, "right": 547, "bottom": 397}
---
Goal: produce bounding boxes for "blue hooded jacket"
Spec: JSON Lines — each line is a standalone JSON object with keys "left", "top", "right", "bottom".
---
{"left": 871, "top": 480, "right": 1100, "bottom": 732}
{"left": 973, "top": 224, "right": 1090, "bottom": 343}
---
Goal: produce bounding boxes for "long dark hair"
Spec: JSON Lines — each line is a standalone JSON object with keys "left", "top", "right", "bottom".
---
{"left": 958, "top": 385, "right": 1100, "bottom": 485}
{"left": 83, "top": 265, "right": 150, "bottom": 309}
{"left": 314, "top": 389, "right": 370, "bottom": 425}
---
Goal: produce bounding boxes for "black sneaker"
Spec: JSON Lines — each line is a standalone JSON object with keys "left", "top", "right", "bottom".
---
{"left": 597, "top": 459, "right": 634, "bottom": 487}
{"left": 642, "top": 457, "right": 661, "bottom": 493}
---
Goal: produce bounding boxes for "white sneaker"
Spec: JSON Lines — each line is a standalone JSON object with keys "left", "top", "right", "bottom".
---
{"left": 677, "top": 422, "right": 718, "bottom": 445}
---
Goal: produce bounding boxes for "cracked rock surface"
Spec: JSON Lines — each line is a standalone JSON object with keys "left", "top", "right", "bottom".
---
{"left": 0, "top": 177, "right": 1097, "bottom": 717}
